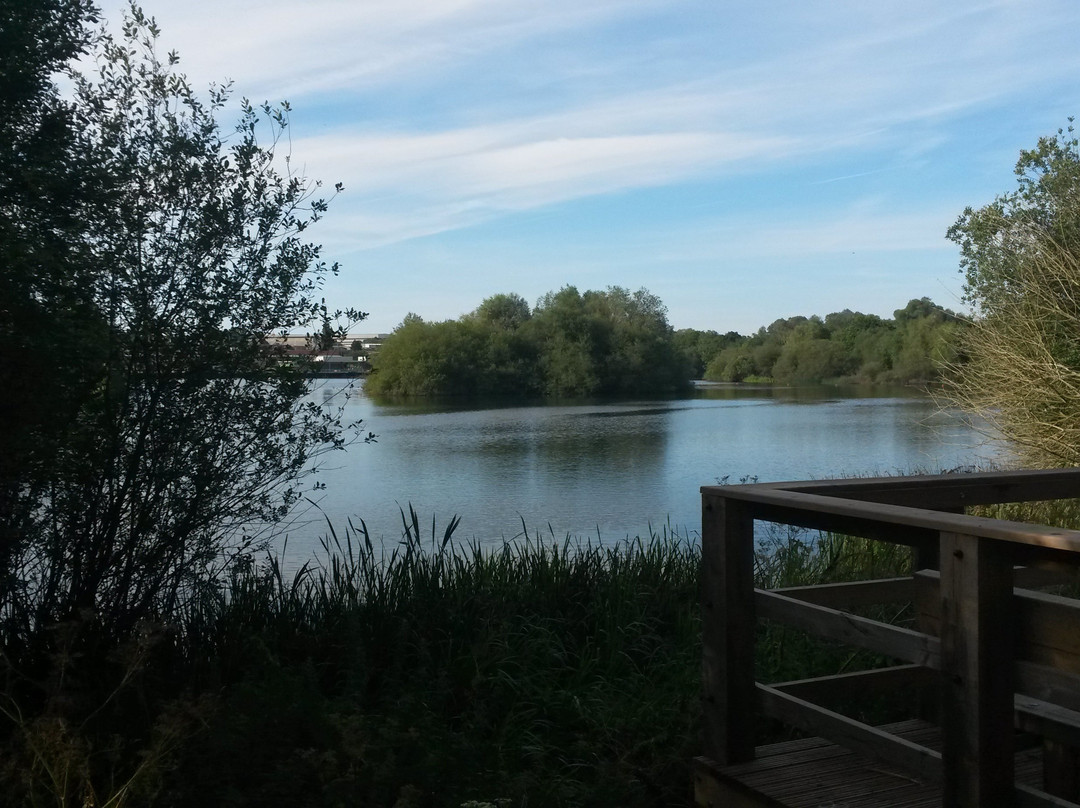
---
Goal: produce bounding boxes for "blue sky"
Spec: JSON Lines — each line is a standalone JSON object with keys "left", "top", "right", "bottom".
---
{"left": 94, "top": 0, "right": 1080, "bottom": 334}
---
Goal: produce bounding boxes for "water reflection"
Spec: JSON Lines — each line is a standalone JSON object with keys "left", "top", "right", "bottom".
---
{"left": 280, "top": 379, "right": 1007, "bottom": 564}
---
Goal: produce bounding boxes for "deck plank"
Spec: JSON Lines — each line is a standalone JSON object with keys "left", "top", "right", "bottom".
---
{"left": 696, "top": 721, "right": 1061, "bottom": 808}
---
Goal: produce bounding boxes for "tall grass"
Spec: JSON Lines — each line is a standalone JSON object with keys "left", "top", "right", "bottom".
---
{"left": 971, "top": 498, "right": 1080, "bottom": 531}
{"left": 2, "top": 509, "right": 919, "bottom": 807}
{"left": 152, "top": 511, "right": 704, "bottom": 807}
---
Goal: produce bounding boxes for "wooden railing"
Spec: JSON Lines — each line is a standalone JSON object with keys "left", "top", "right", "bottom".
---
{"left": 699, "top": 469, "right": 1080, "bottom": 808}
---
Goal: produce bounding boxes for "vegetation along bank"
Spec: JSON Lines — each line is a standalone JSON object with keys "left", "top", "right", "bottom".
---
{"left": 368, "top": 291, "right": 965, "bottom": 398}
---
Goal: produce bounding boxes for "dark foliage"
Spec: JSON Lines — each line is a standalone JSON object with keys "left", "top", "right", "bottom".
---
{"left": 1, "top": 6, "right": 366, "bottom": 802}
{"left": 367, "top": 286, "right": 693, "bottom": 398}
{"left": 698, "top": 297, "right": 964, "bottom": 385}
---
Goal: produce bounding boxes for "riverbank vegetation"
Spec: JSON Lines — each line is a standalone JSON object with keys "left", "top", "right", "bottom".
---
{"left": 0, "top": 3, "right": 368, "bottom": 804}
{"left": 942, "top": 121, "right": 1080, "bottom": 467}
{"left": 684, "top": 296, "right": 965, "bottom": 385}
{"left": 0, "top": 512, "right": 921, "bottom": 807}
{"left": 367, "top": 287, "right": 692, "bottom": 398}
{"left": 369, "top": 293, "right": 964, "bottom": 398}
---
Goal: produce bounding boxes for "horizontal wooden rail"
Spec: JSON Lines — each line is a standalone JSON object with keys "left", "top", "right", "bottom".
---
{"left": 744, "top": 468, "right": 1080, "bottom": 510}
{"left": 700, "top": 469, "right": 1080, "bottom": 808}
{"left": 757, "top": 684, "right": 944, "bottom": 782}
{"left": 771, "top": 575, "right": 920, "bottom": 609}
{"left": 756, "top": 588, "right": 941, "bottom": 668}
{"left": 1016, "top": 695, "right": 1080, "bottom": 750}
{"left": 915, "top": 571, "right": 1080, "bottom": 675}
{"left": 1017, "top": 589, "right": 1080, "bottom": 675}
{"left": 701, "top": 485, "right": 1080, "bottom": 554}
{"left": 770, "top": 664, "right": 935, "bottom": 704}
{"left": 1015, "top": 782, "right": 1080, "bottom": 808}
{"left": 1016, "top": 661, "right": 1080, "bottom": 715}
{"left": 772, "top": 565, "right": 1078, "bottom": 613}
{"left": 769, "top": 672, "right": 1080, "bottom": 769}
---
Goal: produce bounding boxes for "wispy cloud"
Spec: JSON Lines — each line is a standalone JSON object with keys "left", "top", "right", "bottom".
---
{"left": 812, "top": 169, "right": 893, "bottom": 185}
{"left": 632, "top": 202, "right": 961, "bottom": 267}
{"left": 298, "top": 120, "right": 793, "bottom": 247}
{"left": 90, "top": 0, "right": 1080, "bottom": 330}
{"left": 97, "top": 0, "right": 666, "bottom": 98}
{"left": 258, "top": 0, "right": 1079, "bottom": 248}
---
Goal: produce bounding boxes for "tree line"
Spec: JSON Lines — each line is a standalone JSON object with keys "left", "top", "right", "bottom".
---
{"left": 367, "top": 286, "right": 693, "bottom": 397}
{"left": 369, "top": 292, "right": 966, "bottom": 397}
{"left": 678, "top": 296, "right": 965, "bottom": 385}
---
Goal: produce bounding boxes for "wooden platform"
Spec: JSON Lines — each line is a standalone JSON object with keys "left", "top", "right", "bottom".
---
{"left": 694, "top": 720, "right": 1047, "bottom": 808}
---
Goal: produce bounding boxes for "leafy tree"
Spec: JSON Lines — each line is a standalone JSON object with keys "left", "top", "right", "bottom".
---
{"left": 316, "top": 311, "right": 340, "bottom": 351}
{"left": 893, "top": 297, "right": 941, "bottom": 323}
{"left": 1, "top": 4, "right": 365, "bottom": 646}
{"left": 530, "top": 286, "right": 605, "bottom": 395}
{"left": 472, "top": 292, "right": 532, "bottom": 330}
{"left": 772, "top": 337, "right": 854, "bottom": 384}
{"left": 370, "top": 304, "right": 532, "bottom": 397}
{"left": 370, "top": 286, "right": 690, "bottom": 397}
{"left": 583, "top": 286, "right": 685, "bottom": 394}
{"left": 702, "top": 301, "right": 960, "bottom": 384}
{"left": 945, "top": 121, "right": 1080, "bottom": 464}
{"left": 0, "top": 0, "right": 104, "bottom": 598}
{"left": 827, "top": 311, "right": 885, "bottom": 352}
{"left": 533, "top": 285, "right": 688, "bottom": 396}
{"left": 367, "top": 314, "right": 442, "bottom": 395}
{"left": 673, "top": 328, "right": 744, "bottom": 378}
{"left": 705, "top": 345, "right": 757, "bottom": 382}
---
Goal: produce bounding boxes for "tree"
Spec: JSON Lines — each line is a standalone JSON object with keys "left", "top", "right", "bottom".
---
{"left": 1, "top": 3, "right": 366, "bottom": 644}
{"left": 532, "top": 285, "right": 688, "bottom": 396}
{"left": 369, "top": 316, "right": 488, "bottom": 396}
{"left": 673, "top": 328, "right": 744, "bottom": 379}
{"left": 531, "top": 286, "right": 606, "bottom": 396}
{"left": 0, "top": 0, "right": 104, "bottom": 603}
{"left": 370, "top": 286, "right": 690, "bottom": 398}
{"left": 316, "top": 311, "right": 340, "bottom": 351}
{"left": 705, "top": 345, "right": 756, "bottom": 382}
{"left": 472, "top": 292, "right": 532, "bottom": 330}
{"left": 945, "top": 121, "right": 1080, "bottom": 464}
{"left": 772, "top": 337, "right": 853, "bottom": 384}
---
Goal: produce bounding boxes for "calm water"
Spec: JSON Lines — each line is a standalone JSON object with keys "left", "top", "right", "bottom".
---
{"left": 278, "top": 380, "right": 1007, "bottom": 559}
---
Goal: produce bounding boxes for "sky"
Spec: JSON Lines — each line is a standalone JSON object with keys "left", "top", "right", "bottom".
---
{"left": 92, "top": 0, "right": 1080, "bottom": 335}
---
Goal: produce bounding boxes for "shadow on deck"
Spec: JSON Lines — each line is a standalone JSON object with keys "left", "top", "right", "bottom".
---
{"left": 697, "top": 469, "right": 1080, "bottom": 808}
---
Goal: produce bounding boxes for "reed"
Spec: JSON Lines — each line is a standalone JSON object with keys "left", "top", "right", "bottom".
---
{"left": 1, "top": 510, "right": 917, "bottom": 807}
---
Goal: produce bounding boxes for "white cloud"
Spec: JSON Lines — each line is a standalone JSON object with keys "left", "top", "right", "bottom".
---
{"left": 95, "top": 0, "right": 666, "bottom": 98}
{"left": 305, "top": 125, "right": 787, "bottom": 196}
{"left": 289, "top": 102, "right": 795, "bottom": 247}
{"left": 637, "top": 203, "right": 962, "bottom": 267}
{"left": 92, "top": 0, "right": 1080, "bottom": 256}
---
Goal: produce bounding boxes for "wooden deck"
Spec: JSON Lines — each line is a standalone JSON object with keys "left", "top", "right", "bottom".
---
{"left": 697, "top": 469, "right": 1080, "bottom": 808}
{"left": 695, "top": 720, "right": 1049, "bottom": 808}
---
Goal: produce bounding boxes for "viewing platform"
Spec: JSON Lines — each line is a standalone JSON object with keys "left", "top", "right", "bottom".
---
{"left": 697, "top": 469, "right": 1080, "bottom": 808}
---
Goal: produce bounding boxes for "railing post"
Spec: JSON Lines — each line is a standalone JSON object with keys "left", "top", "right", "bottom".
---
{"left": 939, "top": 531, "right": 1015, "bottom": 807}
{"left": 701, "top": 492, "right": 756, "bottom": 764}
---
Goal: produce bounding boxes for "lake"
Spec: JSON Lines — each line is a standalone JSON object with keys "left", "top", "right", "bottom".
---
{"left": 277, "top": 380, "right": 1007, "bottom": 561}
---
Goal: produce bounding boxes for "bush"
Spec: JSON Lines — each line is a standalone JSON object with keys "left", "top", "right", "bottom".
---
{"left": 945, "top": 121, "right": 1080, "bottom": 465}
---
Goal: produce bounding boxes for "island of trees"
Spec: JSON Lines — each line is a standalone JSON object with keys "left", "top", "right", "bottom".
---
{"left": 367, "top": 286, "right": 692, "bottom": 397}
{"left": 367, "top": 291, "right": 964, "bottom": 397}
